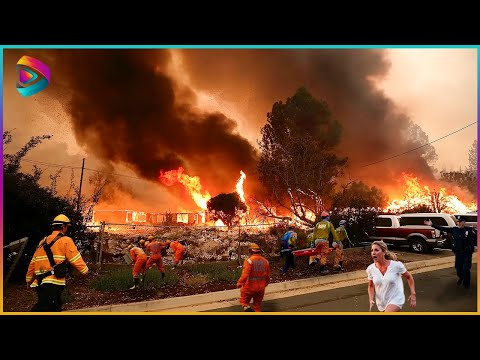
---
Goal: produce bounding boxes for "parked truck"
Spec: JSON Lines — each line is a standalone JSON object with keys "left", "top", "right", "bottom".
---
{"left": 367, "top": 214, "right": 448, "bottom": 253}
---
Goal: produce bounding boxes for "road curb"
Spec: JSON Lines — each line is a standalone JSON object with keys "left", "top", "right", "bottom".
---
{"left": 69, "top": 254, "right": 477, "bottom": 313}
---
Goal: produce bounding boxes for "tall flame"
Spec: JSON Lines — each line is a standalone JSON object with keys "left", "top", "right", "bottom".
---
{"left": 159, "top": 167, "right": 211, "bottom": 210}
{"left": 236, "top": 170, "right": 246, "bottom": 203}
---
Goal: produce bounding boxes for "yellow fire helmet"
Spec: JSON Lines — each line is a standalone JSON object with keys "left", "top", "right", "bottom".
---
{"left": 51, "top": 214, "right": 71, "bottom": 226}
{"left": 248, "top": 243, "right": 261, "bottom": 252}
{"left": 144, "top": 241, "right": 150, "bottom": 248}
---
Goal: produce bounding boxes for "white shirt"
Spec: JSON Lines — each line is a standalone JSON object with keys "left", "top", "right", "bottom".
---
{"left": 366, "top": 260, "right": 407, "bottom": 311}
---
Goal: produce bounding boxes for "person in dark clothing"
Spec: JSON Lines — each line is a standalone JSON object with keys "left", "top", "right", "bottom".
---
{"left": 424, "top": 217, "right": 476, "bottom": 288}
{"left": 280, "top": 225, "right": 298, "bottom": 274}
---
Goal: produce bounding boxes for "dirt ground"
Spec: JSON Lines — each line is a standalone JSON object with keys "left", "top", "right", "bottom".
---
{"left": 2, "top": 247, "right": 454, "bottom": 312}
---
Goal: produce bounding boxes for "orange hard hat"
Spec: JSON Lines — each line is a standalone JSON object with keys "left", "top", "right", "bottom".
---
{"left": 248, "top": 243, "right": 261, "bottom": 252}
{"left": 321, "top": 211, "right": 329, "bottom": 217}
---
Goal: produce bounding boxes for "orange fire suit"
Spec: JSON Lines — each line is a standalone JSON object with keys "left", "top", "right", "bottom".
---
{"left": 332, "top": 240, "right": 344, "bottom": 267}
{"left": 169, "top": 241, "right": 186, "bottom": 264}
{"left": 145, "top": 241, "right": 168, "bottom": 273}
{"left": 130, "top": 246, "right": 147, "bottom": 277}
{"left": 310, "top": 220, "right": 339, "bottom": 265}
{"left": 236, "top": 253, "right": 270, "bottom": 312}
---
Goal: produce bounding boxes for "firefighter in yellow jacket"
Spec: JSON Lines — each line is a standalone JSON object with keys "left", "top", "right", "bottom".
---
{"left": 336, "top": 219, "right": 354, "bottom": 248}
{"left": 26, "top": 214, "right": 89, "bottom": 312}
{"left": 236, "top": 243, "right": 271, "bottom": 312}
{"left": 311, "top": 211, "right": 339, "bottom": 275}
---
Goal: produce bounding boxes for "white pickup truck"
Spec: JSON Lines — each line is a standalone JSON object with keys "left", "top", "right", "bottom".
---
{"left": 367, "top": 213, "right": 450, "bottom": 253}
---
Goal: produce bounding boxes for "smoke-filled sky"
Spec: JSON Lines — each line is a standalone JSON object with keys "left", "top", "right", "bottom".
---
{"left": 3, "top": 48, "right": 477, "bottom": 211}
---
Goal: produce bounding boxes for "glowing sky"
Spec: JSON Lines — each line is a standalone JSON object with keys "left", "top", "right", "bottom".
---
{"left": 2, "top": 48, "right": 477, "bottom": 211}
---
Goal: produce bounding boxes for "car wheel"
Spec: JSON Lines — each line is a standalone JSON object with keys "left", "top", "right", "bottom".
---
{"left": 410, "top": 237, "right": 428, "bottom": 253}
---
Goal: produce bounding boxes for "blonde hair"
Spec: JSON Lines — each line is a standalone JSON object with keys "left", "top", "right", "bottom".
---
{"left": 371, "top": 240, "right": 397, "bottom": 260}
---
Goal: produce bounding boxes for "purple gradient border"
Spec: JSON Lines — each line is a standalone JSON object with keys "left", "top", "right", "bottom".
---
{"left": 1, "top": 49, "right": 4, "bottom": 290}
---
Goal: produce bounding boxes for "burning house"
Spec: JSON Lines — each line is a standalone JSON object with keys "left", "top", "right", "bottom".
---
{"left": 93, "top": 209, "right": 207, "bottom": 226}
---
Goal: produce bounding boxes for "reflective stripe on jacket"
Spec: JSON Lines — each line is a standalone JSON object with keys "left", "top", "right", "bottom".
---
{"left": 237, "top": 254, "right": 270, "bottom": 291}
{"left": 26, "top": 230, "right": 88, "bottom": 287}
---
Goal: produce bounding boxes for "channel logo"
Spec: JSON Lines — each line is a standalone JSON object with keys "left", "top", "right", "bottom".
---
{"left": 16, "top": 56, "right": 50, "bottom": 97}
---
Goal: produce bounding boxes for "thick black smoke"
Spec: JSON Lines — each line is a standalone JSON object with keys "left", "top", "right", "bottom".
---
{"left": 48, "top": 50, "right": 260, "bottom": 197}
{"left": 179, "top": 49, "right": 438, "bottom": 193}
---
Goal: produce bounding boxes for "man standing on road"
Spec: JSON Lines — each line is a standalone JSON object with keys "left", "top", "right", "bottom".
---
{"left": 236, "top": 243, "right": 270, "bottom": 312}
{"left": 424, "top": 217, "right": 477, "bottom": 289}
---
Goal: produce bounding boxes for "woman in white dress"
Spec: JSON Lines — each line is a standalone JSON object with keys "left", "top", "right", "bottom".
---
{"left": 366, "top": 240, "right": 417, "bottom": 312}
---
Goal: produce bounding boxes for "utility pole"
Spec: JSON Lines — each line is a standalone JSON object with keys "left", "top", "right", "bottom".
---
{"left": 77, "top": 158, "right": 85, "bottom": 213}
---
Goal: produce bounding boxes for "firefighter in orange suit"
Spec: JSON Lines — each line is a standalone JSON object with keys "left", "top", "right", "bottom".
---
{"left": 26, "top": 214, "right": 89, "bottom": 312}
{"left": 169, "top": 240, "right": 186, "bottom": 269}
{"left": 144, "top": 239, "right": 169, "bottom": 278}
{"left": 236, "top": 243, "right": 271, "bottom": 312}
{"left": 311, "top": 211, "right": 339, "bottom": 275}
{"left": 129, "top": 243, "right": 148, "bottom": 289}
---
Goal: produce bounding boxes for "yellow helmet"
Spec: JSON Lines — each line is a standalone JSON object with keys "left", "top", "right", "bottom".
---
{"left": 51, "top": 214, "right": 71, "bottom": 226}
{"left": 144, "top": 241, "right": 150, "bottom": 247}
{"left": 147, "top": 235, "right": 155, "bottom": 240}
{"left": 139, "top": 239, "right": 145, "bottom": 245}
{"left": 248, "top": 243, "right": 261, "bottom": 252}
{"left": 127, "top": 244, "right": 134, "bottom": 250}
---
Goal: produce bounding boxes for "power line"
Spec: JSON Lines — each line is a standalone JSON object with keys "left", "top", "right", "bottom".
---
{"left": 17, "top": 121, "right": 477, "bottom": 177}
{"left": 20, "top": 158, "right": 147, "bottom": 181}
{"left": 360, "top": 121, "right": 477, "bottom": 168}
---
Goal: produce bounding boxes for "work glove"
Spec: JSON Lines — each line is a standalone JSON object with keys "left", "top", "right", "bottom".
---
{"left": 236, "top": 283, "right": 242, "bottom": 288}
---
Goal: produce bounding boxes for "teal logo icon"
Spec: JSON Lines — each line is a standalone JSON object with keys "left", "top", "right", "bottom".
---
{"left": 16, "top": 56, "right": 50, "bottom": 96}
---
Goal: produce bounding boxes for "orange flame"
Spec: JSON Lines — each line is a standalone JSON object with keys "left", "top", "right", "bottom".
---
{"left": 236, "top": 170, "right": 246, "bottom": 203}
{"left": 159, "top": 167, "right": 211, "bottom": 210}
{"left": 385, "top": 173, "right": 477, "bottom": 214}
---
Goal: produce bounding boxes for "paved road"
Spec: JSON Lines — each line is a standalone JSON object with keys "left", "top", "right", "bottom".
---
{"left": 206, "top": 266, "right": 477, "bottom": 313}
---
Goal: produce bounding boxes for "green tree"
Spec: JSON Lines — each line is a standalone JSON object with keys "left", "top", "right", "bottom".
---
{"left": 207, "top": 192, "right": 247, "bottom": 227}
{"left": 438, "top": 139, "right": 477, "bottom": 198}
{"left": 406, "top": 123, "right": 438, "bottom": 166}
{"left": 256, "top": 87, "right": 347, "bottom": 226}
{"left": 3, "top": 132, "right": 109, "bottom": 281}
{"left": 330, "top": 181, "right": 388, "bottom": 245}
{"left": 332, "top": 181, "right": 387, "bottom": 210}
{"left": 440, "top": 169, "right": 477, "bottom": 198}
